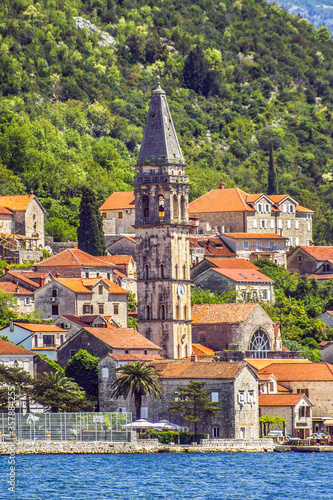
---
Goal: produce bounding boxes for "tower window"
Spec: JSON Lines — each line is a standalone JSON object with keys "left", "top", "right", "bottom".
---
{"left": 143, "top": 195, "right": 149, "bottom": 219}
{"left": 173, "top": 194, "right": 178, "bottom": 220}
{"left": 160, "top": 304, "right": 165, "bottom": 320}
{"left": 144, "top": 264, "right": 149, "bottom": 280}
{"left": 176, "top": 305, "right": 180, "bottom": 319}
{"left": 183, "top": 265, "right": 186, "bottom": 279}
{"left": 175, "top": 264, "right": 178, "bottom": 279}
{"left": 159, "top": 264, "right": 164, "bottom": 279}
{"left": 181, "top": 195, "right": 186, "bottom": 220}
{"left": 158, "top": 194, "right": 165, "bottom": 218}
{"left": 146, "top": 305, "right": 151, "bottom": 320}
{"left": 184, "top": 305, "right": 187, "bottom": 320}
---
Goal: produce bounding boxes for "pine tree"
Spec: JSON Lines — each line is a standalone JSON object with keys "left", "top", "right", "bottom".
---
{"left": 268, "top": 136, "right": 278, "bottom": 195}
{"left": 77, "top": 187, "right": 106, "bottom": 256}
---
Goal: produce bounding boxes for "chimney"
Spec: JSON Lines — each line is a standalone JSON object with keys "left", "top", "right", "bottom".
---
{"left": 280, "top": 229, "right": 283, "bottom": 237}
{"left": 16, "top": 281, "right": 19, "bottom": 293}
{"left": 56, "top": 273, "right": 60, "bottom": 278}
{"left": 39, "top": 277, "right": 45, "bottom": 287}
{"left": 205, "top": 240, "right": 209, "bottom": 250}
{"left": 4, "top": 266, "right": 8, "bottom": 274}
{"left": 191, "top": 354, "right": 197, "bottom": 363}
{"left": 10, "top": 317, "right": 14, "bottom": 332}
{"left": 219, "top": 183, "right": 225, "bottom": 189}
{"left": 97, "top": 273, "right": 101, "bottom": 278}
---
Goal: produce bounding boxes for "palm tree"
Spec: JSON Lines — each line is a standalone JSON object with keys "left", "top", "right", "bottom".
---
{"left": 39, "top": 371, "right": 79, "bottom": 392}
{"left": 111, "top": 362, "right": 162, "bottom": 420}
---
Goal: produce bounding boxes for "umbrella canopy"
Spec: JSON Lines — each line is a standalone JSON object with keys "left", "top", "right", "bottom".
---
{"left": 123, "top": 419, "right": 155, "bottom": 429}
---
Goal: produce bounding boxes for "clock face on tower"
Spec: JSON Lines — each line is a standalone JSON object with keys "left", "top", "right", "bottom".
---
{"left": 178, "top": 284, "right": 185, "bottom": 299}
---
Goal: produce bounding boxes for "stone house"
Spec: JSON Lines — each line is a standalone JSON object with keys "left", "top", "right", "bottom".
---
{"left": 219, "top": 233, "right": 288, "bottom": 266}
{"left": 0, "top": 194, "right": 46, "bottom": 249}
{"left": 191, "top": 303, "right": 282, "bottom": 357}
{"left": 33, "top": 248, "right": 115, "bottom": 280}
{"left": 255, "top": 361, "right": 333, "bottom": 432}
{"left": 53, "top": 314, "right": 119, "bottom": 337}
{"left": 189, "top": 237, "right": 236, "bottom": 265}
{"left": 99, "top": 191, "right": 135, "bottom": 235}
{"left": 191, "top": 257, "right": 257, "bottom": 280}
{"left": 319, "top": 340, "right": 333, "bottom": 364}
{"left": 287, "top": 246, "right": 333, "bottom": 277}
{"left": 0, "top": 281, "right": 35, "bottom": 315}
{"left": 34, "top": 276, "right": 129, "bottom": 327}
{"left": 97, "top": 255, "right": 137, "bottom": 297}
{"left": 104, "top": 235, "right": 136, "bottom": 259}
{"left": 57, "top": 326, "right": 162, "bottom": 367}
{"left": 188, "top": 186, "right": 313, "bottom": 247}
{"left": 0, "top": 338, "right": 35, "bottom": 377}
{"left": 0, "top": 322, "right": 69, "bottom": 361}
{"left": 192, "top": 265, "right": 275, "bottom": 304}
{"left": 99, "top": 358, "right": 259, "bottom": 440}
{"left": 259, "top": 393, "right": 313, "bottom": 438}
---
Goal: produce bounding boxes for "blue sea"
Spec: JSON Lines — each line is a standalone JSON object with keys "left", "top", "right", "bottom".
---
{"left": 0, "top": 452, "right": 332, "bottom": 499}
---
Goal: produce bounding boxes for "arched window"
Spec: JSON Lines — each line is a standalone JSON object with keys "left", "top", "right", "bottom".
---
{"left": 173, "top": 194, "right": 178, "bottom": 220}
{"left": 183, "top": 265, "right": 186, "bottom": 279}
{"left": 160, "top": 304, "right": 165, "bottom": 320}
{"left": 145, "top": 305, "right": 151, "bottom": 320}
{"left": 143, "top": 195, "right": 149, "bottom": 219}
{"left": 159, "top": 264, "right": 164, "bottom": 279}
{"left": 158, "top": 194, "right": 165, "bottom": 218}
{"left": 175, "top": 264, "right": 178, "bottom": 279}
{"left": 250, "top": 329, "right": 270, "bottom": 358}
{"left": 181, "top": 195, "right": 186, "bottom": 220}
{"left": 176, "top": 305, "right": 180, "bottom": 320}
{"left": 183, "top": 305, "right": 187, "bottom": 320}
{"left": 144, "top": 264, "right": 149, "bottom": 280}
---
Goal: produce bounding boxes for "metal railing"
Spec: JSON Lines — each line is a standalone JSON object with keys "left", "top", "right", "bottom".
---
{"left": 0, "top": 411, "right": 132, "bottom": 442}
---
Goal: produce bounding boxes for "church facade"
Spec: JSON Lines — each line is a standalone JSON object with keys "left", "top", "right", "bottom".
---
{"left": 134, "top": 79, "right": 192, "bottom": 359}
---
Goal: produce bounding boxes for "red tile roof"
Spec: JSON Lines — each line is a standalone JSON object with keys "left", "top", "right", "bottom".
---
{"left": 259, "top": 394, "right": 305, "bottom": 406}
{"left": 309, "top": 274, "right": 333, "bottom": 280}
{"left": 0, "top": 195, "right": 35, "bottom": 211}
{"left": 0, "top": 338, "right": 33, "bottom": 355}
{"left": 99, "top": 192, "right": 135, "bottom": 211}
{"left": 205, "top": 258, "right": 258, "bottom": 270}
{"left": 152, "top": 360, "right": 245, "bottom": 379}
{"left": 190, "top": 238, "right": 236, "bottom": 256}
{"left": 83, "top": 327, "right": 161, "bottom": 350}
{"left": 296, "top": 205, "right": 314, "bottom": 214}
{"left": 210, "top": 268, "right": 274, "bottom": 283}
{"left": 4, "top": 271, "right": 40, "bottom": 288}
{"left": 192, "top": 344, "right": 216, "bottom": 357}
{"left": 0, "top": 282, "right": 34, "bottom": 295}
{"left": 189, "top": 188, "right": 254, "bottom": 213}
{"left": 51, "top": 277, "right": 128, "bottom": 294}
{"left": 258, "top": 362, "right": 333, "bottom": 381}
{"left": 35, "top": 249, "right": 115, "bottom": 269}
{"left": 99, "top": 255, "right": 133, "bottom": 265}
{"left": 191, "top": 303, "right": 257, "bottom": 324}
{"left": 224, "top": 233, "right": 288, "bottom": 240}
{"left": 14, "top": 323, "right": 67, "bottom": 332}
{"left": 299, "top": 246, "right": 333, "bottom": 261}
{"left": 0, "top": 206, "right": 13, "bottom": 215}
{"left": 107, "top": 353, "right": 164, "bottom": 361}
{"left": 246, "top": 359, "right": 311, "bottom": 371}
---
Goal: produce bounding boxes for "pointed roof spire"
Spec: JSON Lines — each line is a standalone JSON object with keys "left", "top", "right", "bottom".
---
{"left": 137, "top": 76, "right": 185, "bottom": 165}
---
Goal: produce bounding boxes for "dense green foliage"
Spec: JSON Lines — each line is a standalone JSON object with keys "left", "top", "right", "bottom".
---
{"left": 141, "top": 429, "right": 208, "bottom": 444}
{"left": 256, "top": 259, "right": 333, "bottom": 358}
{"left": 77, "top": 186, "right": 106, "bottom": 255}
{"left": 0, "top": 289, "right": 48, "bottom": 327}
{"left": 1, "top": 0, "right": 333, "bottom": 241}
{"left": 191, "top": 286, "right": 235, "bottom": 305}
{"left": 65, "top": 349, "right": 99, "bottom": 398}
{"left": 168, "top": 381, "right": 220, "bottom": 433}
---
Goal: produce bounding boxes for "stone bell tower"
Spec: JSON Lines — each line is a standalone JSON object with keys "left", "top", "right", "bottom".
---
{"left": 134, "top": 77, "right": 192, "bottom": 359}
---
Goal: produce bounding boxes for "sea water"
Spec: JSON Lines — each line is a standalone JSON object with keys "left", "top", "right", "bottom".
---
{"left": 0, "top": 452, "right": 332, "bottom": 499}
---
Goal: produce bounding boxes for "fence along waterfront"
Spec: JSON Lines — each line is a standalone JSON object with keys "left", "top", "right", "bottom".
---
{"left": 0, "top": 412, "right": 132, "bottom": 442}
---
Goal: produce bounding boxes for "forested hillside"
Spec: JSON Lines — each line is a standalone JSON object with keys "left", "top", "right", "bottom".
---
{"left": 2, "top": 0, "right": 333, "bottom": 243}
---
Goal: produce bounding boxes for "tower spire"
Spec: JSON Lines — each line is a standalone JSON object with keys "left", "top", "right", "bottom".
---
{"left": 137, "top": 77, "right": 185, "bottom": 166}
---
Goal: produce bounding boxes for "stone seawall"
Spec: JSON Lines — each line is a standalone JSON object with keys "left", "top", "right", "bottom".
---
{"left": 0, "top": 438, "right": 274, "bottom": 455}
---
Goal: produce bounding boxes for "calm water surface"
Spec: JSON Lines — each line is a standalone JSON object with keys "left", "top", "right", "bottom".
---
{"left": 0, "top": 452, "right": 332, "bottom": 500}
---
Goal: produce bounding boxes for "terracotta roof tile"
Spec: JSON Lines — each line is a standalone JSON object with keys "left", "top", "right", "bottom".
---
{"left": 83, "top": 327, "right": 161, "bottom": 350}
{"left": 114, "top": 269, "right": 127, "bottom": 278}
{"left": 151, "top": 360, "right": 245, "bottom": 379}
{"left": 100, "top": 255, "right": 133, "bottom": 265}
{"left": 14, "top": 323, "right": 67, "bottom": 332}
{"left": 0, "top": 282, "right": 34, "bottom": 295}
{"left": 5, "top": 271, "right": 40, "bottom": 288}
{"left": 210, "top": 268, "right": 274, "bottom": 283}
{"left": 192, "top": 344, "right": 216, "bottom": 357}
{"left": 246, "top": 359, "right": 311, "bottom": 371}
{"left": 35, "top": 249, "right": 115, "bottom": 269}
{"left": 99, "top": 192, "right": 135, "bottom": 211}
{"left": 54, "top": 278, "right": 91, "bottom": 293}
{"left": 296, "top": 205, "right": 314, "bottom": 213}
{"left": 122, "top": 235, "right": 136, "bottom": 243}
{"left": 107, "top": 353, "right": 164, "bottom": 361}
{"left": 277, "top": 384, "right": 292, "bottom": 393}
{"left": 191, "top": 303, "right": 257, "bottom": 324}
{"left": 309, "top": 274, "right": 333, "bottom": 280}
{"left": 0, "top": 338, "right": 33, "bottom": 355}
{"left": 224, "top": 233, "right": 288, "bottom": 240}
{"left": 0, "top": 206, "right": 13, "bottom": 215}
{"left": 189, "top": 238, "right": 235, "bottom": 256}
{"left": 189, "top": 188, "right": 254, "bottom": 213}
{"left": 205, "top": 258, "right": 258, "bottom": 270}
{"left": 0, "top": 195, "right": 35, "bottom": 211}
{"left": 299, "top": 246, "right": 333, "bottom": 261}
{"left": 258, "top": 362, "right": 333, "bottom": 381}
{"left": 259, "top": 394, "right": 305, "bottom": 406}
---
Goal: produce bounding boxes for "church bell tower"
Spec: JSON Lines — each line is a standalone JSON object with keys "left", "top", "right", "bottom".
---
{"left": 134, "top": 77, "right": 192, "bottom": 359}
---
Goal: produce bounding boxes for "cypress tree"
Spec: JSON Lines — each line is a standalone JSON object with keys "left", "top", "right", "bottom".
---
{"left": 77, "top": 187, "right": 106, "bottom": 256}
{"left": 183, "top": 43, "right": 208, "bottom": 95}
{"left": 268, "top": 136, "right": 278, "bottom": 195}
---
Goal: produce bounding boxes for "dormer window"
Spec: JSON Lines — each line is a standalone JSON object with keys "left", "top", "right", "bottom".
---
{"left": 257, "top": 204, "right": 262, "bottom": 212}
